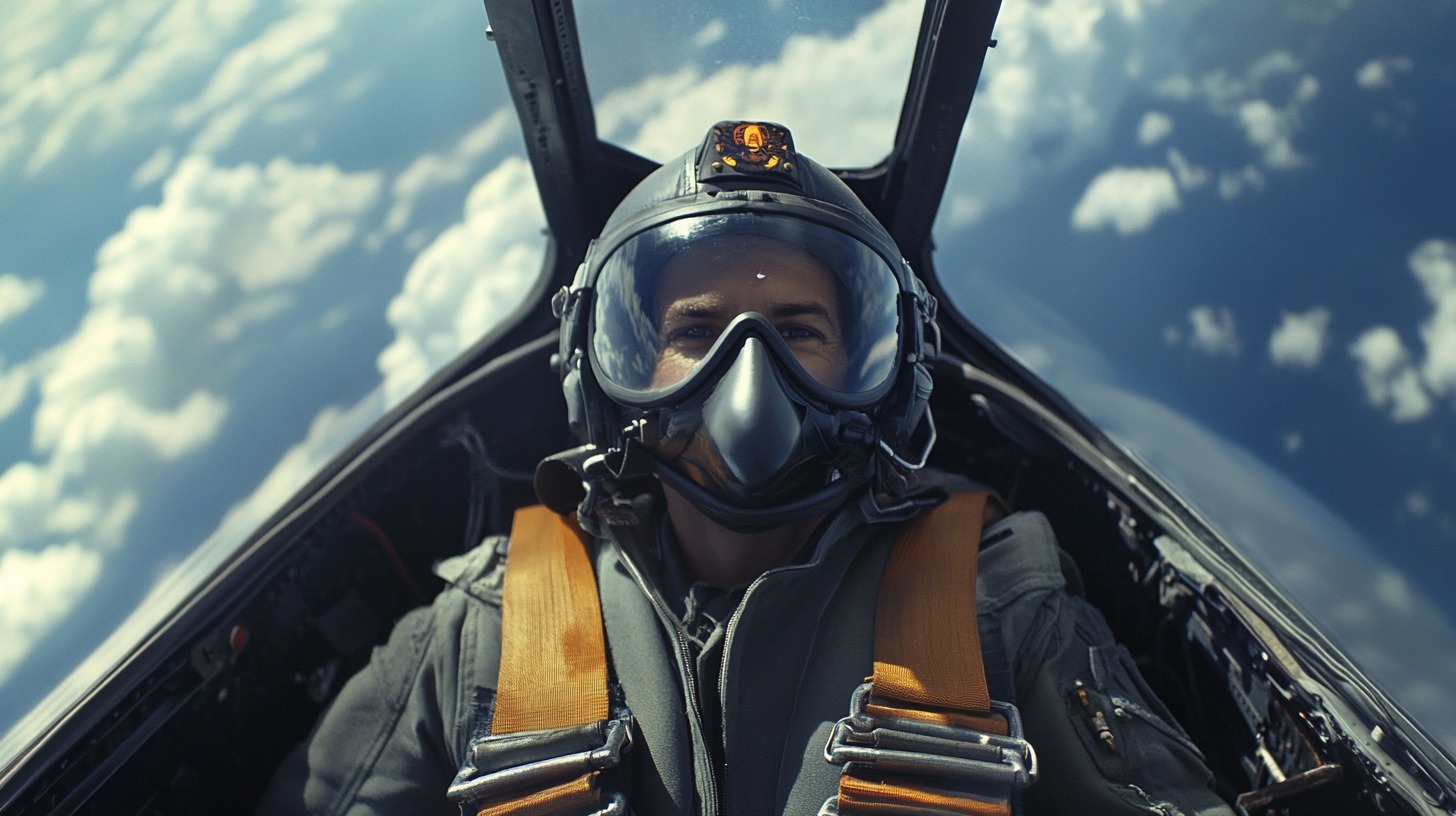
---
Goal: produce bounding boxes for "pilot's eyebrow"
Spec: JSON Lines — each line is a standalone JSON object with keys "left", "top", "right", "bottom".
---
{"left": 661, "top": 299, "right": 835, "bottom": 323}
{"left": 769, "top": 302, "right": 834, "bottom": 322}
{"left": 662, "top": 301, "right": 727, "bottom": 321}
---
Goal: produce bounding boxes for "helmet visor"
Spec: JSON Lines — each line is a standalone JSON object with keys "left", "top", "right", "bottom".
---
{"left": 590, "top": 213, "right": 902, "bottom": 405}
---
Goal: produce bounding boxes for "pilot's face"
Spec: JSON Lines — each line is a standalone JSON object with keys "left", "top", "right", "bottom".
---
{"left": 652, "top": 234, "right": 845, "bottom": 389}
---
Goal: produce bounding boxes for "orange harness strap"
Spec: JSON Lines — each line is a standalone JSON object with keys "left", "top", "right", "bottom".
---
{"left": 493, "top": 506, "right": 608, "bottom": 734}
{"left": 871, "top": 491, "right": 1001, "bottom": 727}
{"left": 456, "top": 505, "right": 616, "bottom": 816}
{"left": 834, "top": 492, "right": 1033, "bottom": 816}
{"left": 460, "top": 497, "right": 1031, "bottom": 816}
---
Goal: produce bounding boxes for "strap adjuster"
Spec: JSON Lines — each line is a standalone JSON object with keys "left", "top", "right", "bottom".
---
{"left": 447, "top": 715, "right": 632, "bottom": 815}
{"left": 823, "top": 683, "right": 1037, "bottom": 815}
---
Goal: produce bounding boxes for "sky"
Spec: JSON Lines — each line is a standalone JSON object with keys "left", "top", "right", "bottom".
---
{"left": 1, "top": 0, "right": 1453, "bottom": 758}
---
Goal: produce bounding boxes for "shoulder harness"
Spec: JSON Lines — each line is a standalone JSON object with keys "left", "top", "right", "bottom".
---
{"left": 448, "top": 493, "right": 1036, "bottom": 816}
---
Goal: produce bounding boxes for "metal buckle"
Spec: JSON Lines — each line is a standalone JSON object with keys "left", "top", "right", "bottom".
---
{"left": 447, "top": 715, "right": 632, "bottom": 815}
{"left": 824, "top": 682, "right": 1038, "bottom": 790}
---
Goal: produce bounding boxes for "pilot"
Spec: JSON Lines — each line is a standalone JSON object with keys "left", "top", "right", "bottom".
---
{"left": 259, "top": 122, "right": 1233, "bottom": 816}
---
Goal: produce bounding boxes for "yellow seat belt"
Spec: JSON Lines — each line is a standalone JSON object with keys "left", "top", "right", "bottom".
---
{"left": 831, "top": 491, "right": 1036, "bottom": 816}
{"left": 463, "top": 494, "right": 1033, "bottom": 816}
{"left": 449, "top": 505, "right": 624, "bottom": 816}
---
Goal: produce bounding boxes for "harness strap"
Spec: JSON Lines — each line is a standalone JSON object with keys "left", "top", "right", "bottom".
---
{"left": 830, "top": 492, "right": 1035, "bottom": 816}
{"left": 449, "top": 506, "right": 624, "bottom": 816}
{"left": 494, "top": 506, "right": 608, "bottom": 734}
{"left": 872, "top": 491, "right": 1001, "bottom": 729}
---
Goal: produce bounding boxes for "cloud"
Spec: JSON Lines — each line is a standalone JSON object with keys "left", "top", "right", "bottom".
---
{"left": 1345, "top": 239, "right": 1456, "bottom": 423}
{"left": 0, "top": 543, "right": 103, "bottom": 687}
{"left": 1410, "top": 239, "right": 1456, "bottom": 397}
{"left": 693, "top": 20, "right": 727, "bottom": 48}
{"left": 1071, "top": 166, "right": 1180, "bottom": 234}
{"left": 131, "top": 145, "right": 175, "bottom": 189}
{"left": 2, "top": 0, "right": 256, "bottom": 177}
{"left": 371, "top": 109, "right": 514, "bottom": 248}
{"left": 0, "top": 154, "right": 379, "bottom": 681}
{"left": 596, "top": 0, "right": 923, "bottom": 165}
{"left": 1156, "top": 49, "right": 1319, "bottom": 173}
{"left": 1181, "top": 305, "right": 1241, "bottom": 357}
{"left": 1218, "top": 165, "right": 1265, "bottom": 200}
{"left": 1166, "top": 148, "right": 1208, "bottom": 190}
{"left": 1138, "top": 111, "right": 1173, "bottom": 145}
{"left": 377, "top": 156, "right": 546, "bottom": 403}
{"left": 0, "top": 363, "right": 31, "bottom": 423}
{"left": 1, "top": 0, "right": 363, "bottom": 179}
{"left": 35, "top": 153, "right": 379, "bottom": 465}
{"left": 1165, "top": 307, "right": 1241, "bottom": 357}
{"left": 1350, "top": 326, "right": 1432, "bottom": 422}
{"left": 175, "top": 0, "right": 359, "bottom": 157}
{"left": 1269, "top": 307, "right": 1331, "bottom": 368}
{"left": 0, "top": 275, "right": 45, "bottom": 326}
{"left": 1238, "top": 94, "right": 1312, "bottom": 169}
{"left": 1356, "top": 56, "right": 1413, "bottom": 90}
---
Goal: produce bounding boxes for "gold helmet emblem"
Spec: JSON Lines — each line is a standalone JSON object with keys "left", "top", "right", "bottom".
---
{"left": 708, "top": 121, "right": 796, "bottom": 174}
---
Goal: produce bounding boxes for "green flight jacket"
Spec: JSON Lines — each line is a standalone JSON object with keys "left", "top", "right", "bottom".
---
{"left": 259, "top": 498, "right": 1234, "bottom": 816}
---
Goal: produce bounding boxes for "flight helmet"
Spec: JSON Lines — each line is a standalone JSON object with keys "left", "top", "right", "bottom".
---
{"left": 554, "top": 121, "right": 939, "bottom": 529}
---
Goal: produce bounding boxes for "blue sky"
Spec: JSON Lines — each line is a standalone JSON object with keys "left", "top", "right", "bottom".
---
{"left": 1, "top": 0, "right": 1453, "bottom": 753}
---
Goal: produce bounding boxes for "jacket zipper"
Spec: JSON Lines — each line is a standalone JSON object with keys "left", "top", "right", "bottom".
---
{"left": 610, "top": 540, "right": 724, "bottom": 816}
{"left": 714, "top": 574, "right": 765, "bottom": 816}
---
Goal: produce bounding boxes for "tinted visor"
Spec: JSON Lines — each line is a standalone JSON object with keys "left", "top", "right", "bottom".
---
{"left": 591, "top": 213, "right": 902, "bottom": 405}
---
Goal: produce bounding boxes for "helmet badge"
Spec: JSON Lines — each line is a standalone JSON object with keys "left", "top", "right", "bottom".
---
{"left": 704, "top": 121, "right": 797, "bottom": 179}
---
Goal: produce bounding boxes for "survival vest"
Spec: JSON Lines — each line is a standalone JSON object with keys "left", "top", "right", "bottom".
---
{"left": 447, "top": 493, "right": 1037, "bottom": 816}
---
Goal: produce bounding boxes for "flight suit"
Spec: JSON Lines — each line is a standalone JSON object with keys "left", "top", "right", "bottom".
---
{"left": 258, "top": 492, "right": 1234, "bottom": 816}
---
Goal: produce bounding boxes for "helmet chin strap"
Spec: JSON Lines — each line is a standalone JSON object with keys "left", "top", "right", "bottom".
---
{"left": 650, "top": 457, "right": 859, "bottom": 533}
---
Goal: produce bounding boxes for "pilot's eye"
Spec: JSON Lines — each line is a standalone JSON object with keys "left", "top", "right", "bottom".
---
{"left": 666, "top": 324, "right": 718, "bottom": 344}
{"left": 781, "top": 324, "right": 824, "bottom": 342}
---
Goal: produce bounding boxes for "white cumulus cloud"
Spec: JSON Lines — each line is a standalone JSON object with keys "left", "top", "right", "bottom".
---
{"left": 0, "top": 363, "right": 31, "bottom": 423}
{"left": 1138, "top": 111, "right": 1173, "bottom": 145}
{"left": 1166, "top": 148, "right": 1208, "bottom": 190}
{"left": 1218, "top": 165, "right": 1265, "bottom": 200}
{"left": 1071, "top": 166, "right": 1180, "bottom": 234}
{"left": 175, "top": 0, "right": 357, "bottom": 157}
{"left": 0, "top": 275, "right": 45, "bottom": 326}
{"left": 0, "top": 543, "right": 104, "bottom": 687}
{"left": 1, "top": 0, "right": 365, "bottom": 180}
{"left": 693, "top": 20, "right": 727, "bottom": 48}
{"left": 131, "top": 145, "right": 175, "bottom": 189}
{"left": 2, "top": 0, "right": 255, "bottom": 177}
{"left": 1356, "top": 56, "right": 1413, "bottom": 90}
{"left": 377, "top": 156, "right": 546, "bottom": 403}
{"left": 1156, "top": 49, "right": 1319, "bottom": 175}
{"left": 1238, "top": 95, "right": 1311, "bottom": 169}
{"left": 597, "top": 0, "right": 922, "bottom": 165}
{"left": 1410, "top": 239, "right": 1456, "bottom": 397}
{"left": 1346, "top": 239, "right": 1456, "bottom": 423}
{"left": 372, "top": 109, "right": 514, "bottom": 247}
{"left": 1350, "top": 326, "right": 1431, "bottom": 423}
{"left": 1269, "top": 307, "right": 1331, "bottom": 368}
{"left": 0, "top": 154, "right": 380, "bottom": 681}
{"left": 1185, "top": 305, "right": 1241, "bottom": 357}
